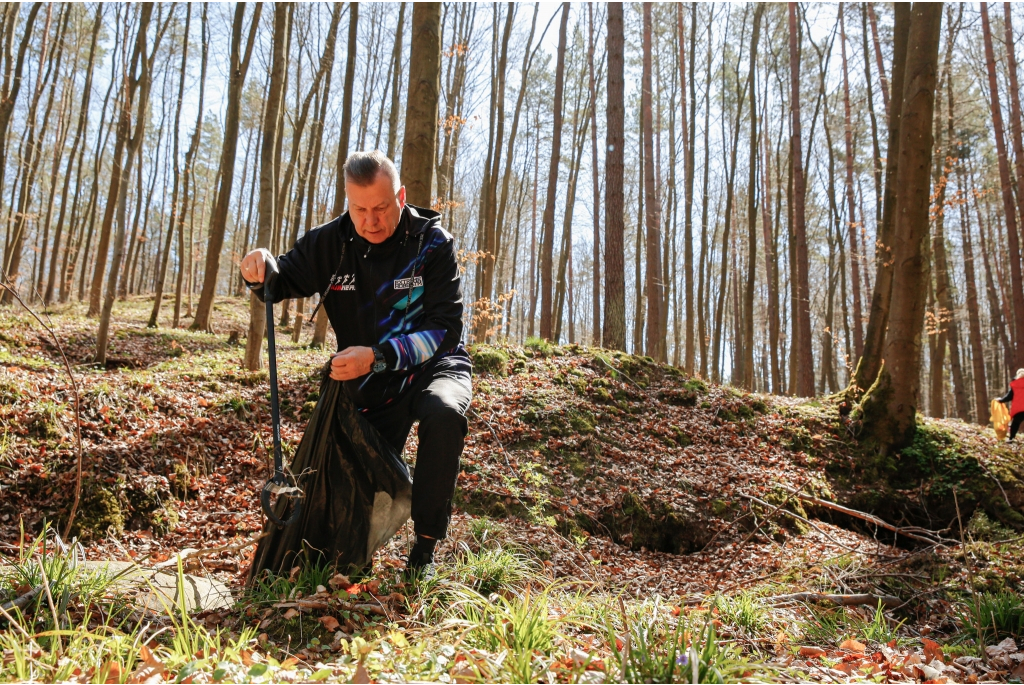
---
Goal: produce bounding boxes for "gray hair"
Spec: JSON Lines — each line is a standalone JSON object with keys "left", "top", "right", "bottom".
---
{"left": 343, "top": 150, "right": 401, "bottom": 191}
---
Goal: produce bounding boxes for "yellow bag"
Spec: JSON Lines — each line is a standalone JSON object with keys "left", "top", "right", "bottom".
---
{"left": 991, "top": 400, "right": 1011, "bottom": 441}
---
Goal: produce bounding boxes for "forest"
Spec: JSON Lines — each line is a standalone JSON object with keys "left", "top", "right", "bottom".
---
{"left": 1, "top": 2, "right": 1024, "bottom": 684}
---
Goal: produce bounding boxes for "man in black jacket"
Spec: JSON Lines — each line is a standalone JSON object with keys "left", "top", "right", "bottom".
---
{"left": 240, "top": 150, "right": 472, "bottom": 571}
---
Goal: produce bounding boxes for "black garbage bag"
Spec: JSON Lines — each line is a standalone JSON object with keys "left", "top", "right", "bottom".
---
{"left": 247, "top": 366, "right": 412, "bottom": 583}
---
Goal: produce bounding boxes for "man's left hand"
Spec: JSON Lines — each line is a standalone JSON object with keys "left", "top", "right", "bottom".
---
{"left": 330, "top": 346, "right": 375, "bottom": 381}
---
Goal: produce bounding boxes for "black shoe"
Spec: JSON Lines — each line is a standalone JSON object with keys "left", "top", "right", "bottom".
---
{"left": 405, "top": 536, "right": 437, "bottom": 580}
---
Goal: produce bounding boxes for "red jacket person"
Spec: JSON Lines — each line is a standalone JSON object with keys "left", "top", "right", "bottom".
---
{"left": 997, "top": 368, "right": 1024, "bottom": 442}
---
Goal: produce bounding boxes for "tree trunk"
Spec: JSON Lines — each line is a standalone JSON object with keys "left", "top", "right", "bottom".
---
{"left": 602, "top": 2, "right": 626, "bottom": 351}
{"left": 539, "top": 3, "right": 570, "bottom": 341}
{"left": 386, "top": 3, "right": 406, "bottom": 159}
{"left": 400, "top": 2, "right": 441, "bottom": 208}
{"left": 788, "top": 2, "right": 814, "bottom": 397}
{"left": 697, "top": 16, "right": 713, "bottom": 377}
{"left": 958, "top": 157, "right": 988, "bottom": 424}
{"left": 853, "top": 3, "right": 911, "bottom": 392}
{"left": 981, "top": 2, "right": 1024, "bottom": 369}
{"left": 96, "top": 5, "right": 159, "bottom": 364}
{"left": 192, "top": 3, "right": 263, "bottom": 332}
{"left": 683, "top": 4, "right": 697, "bottom": 373}
{"left": 858, "top": 2, "right": 942, "bottom": 453}
{"left": 741, "top": 5, "right": 763, "bottom": 389}
{"left": 840, "top": 4, "right": 864, "bottom": 359}
{"left": 642, "top": 3, "right": 664, "bottom": 362}
{"left": 0, "top": 3, "right": 42, "bottom": 216}
{"left": 243, "top": 3, "right": 289, "bottom": 371}
{"left": 867, "top": 2, "right": 890, "bottom": 120}
{"left": 588, "top": 5, "right": 601, "bottom": 346}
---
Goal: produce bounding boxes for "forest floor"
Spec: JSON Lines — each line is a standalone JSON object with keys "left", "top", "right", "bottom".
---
{"left": 1, "top": 295, "right": 1023, "bottom": 683}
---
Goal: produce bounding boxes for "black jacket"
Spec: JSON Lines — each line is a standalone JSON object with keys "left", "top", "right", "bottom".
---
{"left": 254, "top": 205, "right": 468, "bottom": 411}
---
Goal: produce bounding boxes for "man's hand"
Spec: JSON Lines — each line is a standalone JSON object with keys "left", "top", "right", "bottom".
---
{"left": 330, "top": 346, "right": 375, "bottom": 381}
{"left": 240, "top": 248, "right": 273, "bottom": 284}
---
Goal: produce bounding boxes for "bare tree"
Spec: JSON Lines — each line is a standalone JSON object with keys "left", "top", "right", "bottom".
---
{"left": 244, "top": 2, "right": 289, "bottom": 371}
{"left": 401, "top": 2, "right": 442, "bottom": 208}
{"left": 858, "top": 2, "right": 943, "bottom": 452}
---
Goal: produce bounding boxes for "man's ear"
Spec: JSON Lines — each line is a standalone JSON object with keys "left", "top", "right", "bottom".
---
{"left": 397, "top": 186, "right": 406, "bottom": 208}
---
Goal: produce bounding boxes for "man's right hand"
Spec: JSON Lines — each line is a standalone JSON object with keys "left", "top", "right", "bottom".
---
{"left": 240, "top": 248, "right": 273, "bottom": 284}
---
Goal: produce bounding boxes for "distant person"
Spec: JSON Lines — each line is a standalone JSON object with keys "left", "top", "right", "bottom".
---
{"left": 997, "top": 369, "right": 1024, "bottom": 442}
{"left": 240, "top": 150, "right": 472, "bottom": 573}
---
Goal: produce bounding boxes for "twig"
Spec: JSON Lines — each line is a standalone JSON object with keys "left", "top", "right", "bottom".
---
{"left": 0, "top": 600, "right": 34, "bottom": 640}
{"left": 738, "top": 493, "right": 904, "bottom": 560}
{"left": 0, "top": 280, "right": 84, "bottom": 539}
{"left": 778, "top": 485, "right": 950, "bottom": 545}
{"left": 768, "top": 592, "right": 901, "bottom": 610}
{"left": 0, "top": 585, "right": 42, "bottom": 612}
{"left": 153, "top": 532, "right": 270, "bottom": 569}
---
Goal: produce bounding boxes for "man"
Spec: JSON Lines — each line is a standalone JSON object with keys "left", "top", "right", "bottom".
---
{"left": 240, "top": 150, "right": 472, "bottom": 571}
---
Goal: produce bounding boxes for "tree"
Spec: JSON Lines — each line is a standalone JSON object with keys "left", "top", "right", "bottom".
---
{"left": 740, "top": 4, "right": 763, "bottom": 389}
{"left": 858, "top": 2, "right": 943, "bottom": 452}
{"left": 96, "top": 5, "right": 167, "bottom": 364}
{"left": 401, "top": 2, "right": 441, "bottom": 208}
{"left": 0, "top": 3, "right": 42, "bottom": 218}
{"left": 641, "top": 2, "right": 663, "bottom": 362}
{"left": 44, "top": 5, "right": 102, "bottom": 305}
{"left": 192, "top": 3, "right": 265, "bottom": 332}
{"left": 788, "top": 2, "right": 814, "bottom": 397}
{"left": 839, "top": 3, "right": 864, "bottom": 359}
{"left": 243, "top": 2, "right": 289, "bottom": 371}
{"left": 853, "top": 4, "right": 911, "bottom": 392}
{"left": 1000, "top": 1, "right": 1024, "bottom": 368}
{"left": 539, "top": 3, "right": 570, "bottom": 341}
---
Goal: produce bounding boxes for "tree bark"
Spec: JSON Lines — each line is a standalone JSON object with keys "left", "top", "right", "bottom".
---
{"left": 741, "top": 5, "right": 763, "bottom": 389}
{"left": 401, "top": 2, "right": 441, "bottom": 208}
{"left": 386, "top": 3, "right": 406, "bottom": 160}
{"left": 243, "top": 3, "right": 288, "bottom": 371}
{"left": 981, "top": 1, "right": 1024, "bottom": 368}
{"left": 539, "top": 3, "right": 570, "bottom": 341}
{"left": 642, "top": 3, "right": 664, "bottom": 362}
{"left": 96, "top": 5, "right": 163, "bottom": 364}
{"left": 840, "top": 4, "right": 864, "bottom": 359}
{"left": 957, "top": 157, "right": 988, "bottom": 424}
{"left": 192, "top": 3, "right": 263, "bottom": 332}
{"left": 853, "top": 3, "right": 911, "bottom": 392}
{"left": 588, "top": 5, "right": 601, "bottom": 346}
{"left": 858, "top": 2, "right": 943, "bottom": 452}
{"left": 0, "top": 3, "right": 42, "bottom": 218}
{"left": 602, "top": 2, "right": 625, "bottom": 352}
{"left": 788, "top": 2, "right": 814, "bottom": 397}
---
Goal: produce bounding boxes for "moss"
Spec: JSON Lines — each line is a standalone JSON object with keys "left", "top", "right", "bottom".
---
{"left": 525, "top": 337, "right": 557, "bottom": 357}
{"left": 967, "top": 510, "right": 1015, "bottom": 542}
{"left": 169, "top": 461, "right": 192, "bottom": 499}
{"left": 71, "top": 480, "right": 124, "bottom": 540}
{"left": 469, "top": 344, "right": 510, "bottom": 376}
{"left": 657, "top": 387, "right": 698, "bottom": 407}
{"left": 589, "top": 491, "right": 710, "bottom": 554}
{"left": 476, "top": 380, "right": 492, "bottom": 394}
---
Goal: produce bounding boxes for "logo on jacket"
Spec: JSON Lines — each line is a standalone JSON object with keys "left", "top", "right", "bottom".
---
{"left": 330, "top": 274, "right": 355, "bottom": 291}
{"left": 393, "top": 276, "right": 423, "bottom": 290}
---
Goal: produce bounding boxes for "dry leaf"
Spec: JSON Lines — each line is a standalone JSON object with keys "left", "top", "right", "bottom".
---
{"left": 103, "top": 662, "right": 123, "bottom": 684}
{"left": 839, "top": 638, "right": 866, "bottom": 653}
{"left": 352, "top": 662, "right": 371, "bottom": 684}
{"left": 126, "top": 645, "right": 166, "bottom": 684}
{"left": 799, "top": 646, "right": 826, "bottom": 658}
{"left": 922, "top": 637, "right": 944, "bottom": 664}
{"left": 282, "top": 607, "right": 299, "bottom": 620}
{"left": 319, "top": 615, "right": 340, "bottom": 632}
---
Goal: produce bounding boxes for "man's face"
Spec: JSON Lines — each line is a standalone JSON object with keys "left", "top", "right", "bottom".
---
{"left": 346, "top": 173, "right": 406, "bottom": 244}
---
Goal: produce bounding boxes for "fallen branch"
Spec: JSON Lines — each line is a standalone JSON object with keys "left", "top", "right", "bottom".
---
{"left": 769, "top": 592, "right": 902, "bottom": 610}
{"left": 153, "top": 532, "right": 269, "bottom": 570}
{"left": 779, "top": 485, "right": 949, "bottom": 545}
{"left": 739, "top": 493, "right": 904, "bottom": 560}
{"left": 0, "top": 585, "right": 42, "bottom": 612}
{"left": 0, "top": 279, "right": 84, "bottom": 540}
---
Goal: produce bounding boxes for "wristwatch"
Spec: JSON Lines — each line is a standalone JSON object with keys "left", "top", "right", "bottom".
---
{"left": 370, "top": 346, "right": 387, "bottom": 374}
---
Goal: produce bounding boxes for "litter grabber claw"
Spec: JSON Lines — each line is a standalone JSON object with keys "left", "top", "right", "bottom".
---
{"left": 257, "top": 256, "right": 303, "bottom": 528}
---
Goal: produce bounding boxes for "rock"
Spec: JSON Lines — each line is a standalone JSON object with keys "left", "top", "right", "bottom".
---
{"left": 82, "top": 560, "right": 233, "bottom": 613}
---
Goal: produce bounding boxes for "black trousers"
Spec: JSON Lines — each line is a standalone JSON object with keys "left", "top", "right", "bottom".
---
{"left": 358, "top": 354, "right": 472, "bottom": 539}
{"left": 1012, "top": 412, "right": 1024, "bottom": 440}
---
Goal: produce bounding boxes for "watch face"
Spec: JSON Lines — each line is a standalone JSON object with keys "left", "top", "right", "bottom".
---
{"left": 373, "top": 360, "right": 387, "bottom": 373}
